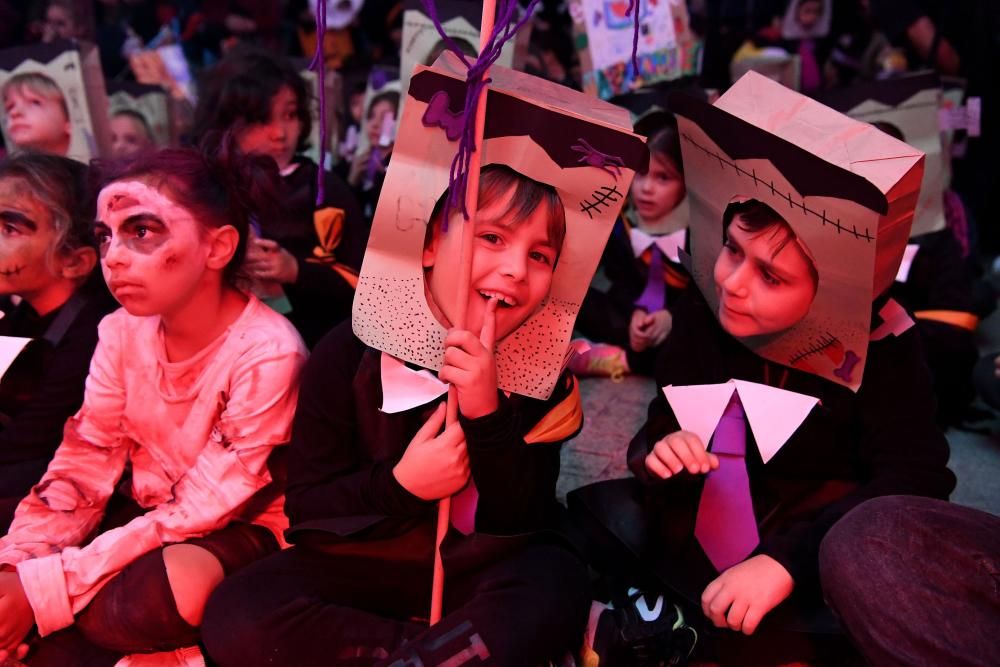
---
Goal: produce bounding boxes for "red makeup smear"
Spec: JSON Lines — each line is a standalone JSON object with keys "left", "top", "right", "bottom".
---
{"left": 107, "top": 194, "right": 141, "bottom": 213}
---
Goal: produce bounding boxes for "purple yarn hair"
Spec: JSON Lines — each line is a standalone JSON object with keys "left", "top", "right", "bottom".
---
{"left": 309, "top": 0, "right": 328, "bottom": 205}
{"left": 420, "top": 0, "right": 540, "bottom": 226}
{"left": 627, "top": 0, "right": 640, "bottom": 75}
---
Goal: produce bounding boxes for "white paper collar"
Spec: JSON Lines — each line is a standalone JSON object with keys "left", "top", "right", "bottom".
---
{"left": 629, "top": 226, "right": 687, "bottom": 264}
{"left": 380, "top": 352, "right": 448, "bottom": 414}
{"left": 662, "top": 380, "right": 820, "bottom": 463}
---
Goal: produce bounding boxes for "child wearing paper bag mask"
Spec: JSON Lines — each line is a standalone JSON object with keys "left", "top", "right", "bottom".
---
{"left": 574, "top": 81, "right": 954, "bottom": 665}
{"left": 574, "top": 111, "right": 690, "bottom": 379}
{"left": 200, "top": 171, "right": 590, "bottom": 667}
{"left": 2, "top": 72, "right": 71, "bottom": 157}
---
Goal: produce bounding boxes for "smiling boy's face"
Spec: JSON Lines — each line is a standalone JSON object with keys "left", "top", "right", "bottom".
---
{"left": 713, "top": 215, "right": 817, "bottom": 338}
{"left": 423, "top": 184, "right": 561, "bottom": 342}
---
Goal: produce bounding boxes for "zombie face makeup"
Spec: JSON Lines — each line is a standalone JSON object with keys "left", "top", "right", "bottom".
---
{"left": 713, "top": 216, "right": 818, "bottom": 338}
{"left": 235, "top": 85, "right": 302, "bottom": 170}
{"left": 3, "top": 85, "right": 71, "bottom": 155}
{"left": 0, "top": 177, "right": 66, "bottom": 307}
{"left": 95, "top": 180, "right": 219, "bottom": 318}
{"left": 423, "top": 185, "right": 562, "bottom": 342}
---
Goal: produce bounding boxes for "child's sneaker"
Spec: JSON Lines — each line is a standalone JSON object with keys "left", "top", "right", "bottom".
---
{"left": 568, "top": 343, "right": 630, "bottom": 382}
{"left": 584, "top": 589, "right": 698, "bottom": 666}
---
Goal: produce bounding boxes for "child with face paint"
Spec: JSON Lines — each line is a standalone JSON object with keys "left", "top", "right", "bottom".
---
{"left": 0, "top": 154, "right": 117, "bottom": 533}
{"left": 1, "top": 73, "right": 71, "bottom": 157}
{"left": 200, "top": 165, "right": 592, "bottom": 667}
{"left": 574, "top": 110, "right": 690, "bottom": 379}
{"left": 192, "top": 46, "right": 368, "bottom": 348}
{"left": 0, "top": 145, "right": 307, "bottom": 665}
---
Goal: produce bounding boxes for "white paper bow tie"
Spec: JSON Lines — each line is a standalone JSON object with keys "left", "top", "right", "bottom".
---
{"left": 662, "top": 380, "right": 820, "bottom": 463}
{"left": 380, "top": 352, "right": 448, "bottom": 414}
{"left": 629, "top": 227, "right": 686, "bottom": 264}
{"left": 0, "top": 336, "right": 31, "bottom": 383}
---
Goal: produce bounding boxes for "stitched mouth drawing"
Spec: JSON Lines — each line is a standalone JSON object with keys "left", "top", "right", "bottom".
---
{"left": 0, "top": 265, "right": 24, "bottom": 277}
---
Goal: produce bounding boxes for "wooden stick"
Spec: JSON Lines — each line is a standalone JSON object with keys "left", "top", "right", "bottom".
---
{"left": 429, "top": 0, "right": 498, "bottom": 626}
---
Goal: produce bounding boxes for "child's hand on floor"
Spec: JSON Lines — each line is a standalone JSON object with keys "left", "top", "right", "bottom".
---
{"left": 440, "top": 298, "right": 499, "bottom": 420}
{"left": 701, "top": 555, "right": 794, "bottom": 635}
{"left": 393, "top": 403, "right": 470, "bottom": 500}
{"left": 0, "top": 571, "right": 33, "bottom": 656}
{"left": 629, "top": 309, "right": 672, "bottom": 352}
{"left": 645, "top": 431, "right": 720, "bottom": 478}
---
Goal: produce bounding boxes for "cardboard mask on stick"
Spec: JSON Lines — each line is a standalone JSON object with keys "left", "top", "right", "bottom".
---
{"left": 0, "top": 40, "right": 111, "bottom": 161}
{"left": 672, "top": 72, "right": 924, "bottom": 391}
{"left": 353, "top": 53, "right": 647, "bottom": 399}
{"left": 570, "top": 0, "right": 701, "bottom": 100}
{"left": 816, "top": 72, "right": 945, "bottom": 237}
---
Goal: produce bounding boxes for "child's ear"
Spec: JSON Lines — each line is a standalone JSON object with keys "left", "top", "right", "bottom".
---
{"left": 60, "top": 246, "right": 97, "bottom": 280}
{"left": 206, "top": 225, "right": 240, "bottom": 271}
{"left": 422, "top": 226, "right": 440, "bottom": 269}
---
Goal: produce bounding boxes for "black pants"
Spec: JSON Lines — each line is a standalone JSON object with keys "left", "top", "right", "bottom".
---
{"left": 25, "top": 495, "right": 278, "bottom": 667}
{"left": 202, "top": 540, "right": 591, "bottom": 667}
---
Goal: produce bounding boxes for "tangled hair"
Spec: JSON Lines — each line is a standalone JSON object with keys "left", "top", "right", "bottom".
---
{"left": 190, "top": 46, "right": 312, "bottom": 154}
{"left": 425, "top": 164, "right": 567, "bottom": 261}
{"left": 1, "top": 72, "right": 69, "bottom": 120}
{"left": 95, "top": 134, "right": 281, "bottom": 284}
{"left": 0, "top": 152, "right": 96, "bottom": 267}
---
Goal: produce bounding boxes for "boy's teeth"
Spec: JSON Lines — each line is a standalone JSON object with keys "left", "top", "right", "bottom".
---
{"left": 480, "top": 290, "right": 516, "bottom": 306}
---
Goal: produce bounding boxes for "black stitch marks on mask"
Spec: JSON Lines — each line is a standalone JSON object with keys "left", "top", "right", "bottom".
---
{"left": 789, "top": 332, "right": 839, "bottom": 366}
{"left": 580, "top": 185, "right": 623, "bottom": 220}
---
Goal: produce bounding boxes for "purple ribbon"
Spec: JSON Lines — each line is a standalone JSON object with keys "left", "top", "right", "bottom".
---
{"left": 309, "top": 0, "right": 329, "bottom": 205}
{"left": 634, "top": 244, "right": 666, "bottom": 312}
{"left": 420, "top": 0, "right": 540, "bottom": 227}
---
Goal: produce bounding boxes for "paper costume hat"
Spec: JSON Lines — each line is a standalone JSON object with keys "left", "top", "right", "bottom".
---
{"left": 816, "top": 72, "right": 945, "bottom": 237}
{"left": 0, "top": 40, "right": 111, "bottom": 161}
{"left": 353, "top": 53, "right": 647, "bottom": 399}
{"left": 781, "top": 0, "right": 832, "bottom": 40}
{"left": 399, "top": 0, "right": 523, "bottom": 102}
{"left": 571, "top": 0, "right": 701, "bottom": 100}
{"left": 106, "top": 81, "right": 170, "bottom": 147}
{"left": 671, "top": 71, "right": 924, "bottom": 391}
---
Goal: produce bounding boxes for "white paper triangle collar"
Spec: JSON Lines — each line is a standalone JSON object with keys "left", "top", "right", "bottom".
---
{"left": 380, "top": 352, "right": 448, "bottom": 414}
{"left": 629, "top": 227, "right": 687, "bottom": 264}
{"left": 662, "top": 380, "right": 820, "bottom": 463}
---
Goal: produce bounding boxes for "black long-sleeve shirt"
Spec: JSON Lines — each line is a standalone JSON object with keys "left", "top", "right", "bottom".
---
{"left": 283, "top": 321, "right": 581, "bottom": 562}
{"left": 0, "top": 284, "right": 116, "bottom": 470}
{"left": 260, "top": 157, "right": 369, "bottom": 349}
{"left": 627, "top": 289, "right": 955, "bottom": 593}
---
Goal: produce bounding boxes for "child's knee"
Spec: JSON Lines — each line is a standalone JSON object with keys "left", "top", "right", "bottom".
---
{"left": 162, "top": 543, "right": 225, "bottom": 626}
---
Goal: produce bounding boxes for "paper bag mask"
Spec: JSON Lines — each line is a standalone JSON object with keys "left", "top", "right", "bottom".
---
{"left": 107, "top": 81, "right": 170, "bottom": 147}
{"left": 399, "top": 0, "right": 523, "bottom": 100}
{"left": 570, "top": 0, "right": 701, "bottom": 100}
{"left": 0, "top": 40, "right": 111, "bottom": 161}
{"left": 353, "top": 54, "right": 647, "bottom": 399}
{"left": 816, "top": 72, "right": 945, "bottom": 237}
{"left": 672, "top": 71, "right": 924, "bottom": 391}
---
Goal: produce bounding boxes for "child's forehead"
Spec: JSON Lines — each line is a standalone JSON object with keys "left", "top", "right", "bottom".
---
{"left": 97, "top": 180, "right": 183, "bottom": 218}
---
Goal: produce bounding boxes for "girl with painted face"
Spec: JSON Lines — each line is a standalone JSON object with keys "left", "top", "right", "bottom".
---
{"left": 574, "top": 110, "right": 691, "bottom": 379}
{"left": 0, "top": 144, "right": 307, "bottom": 665}
{"left": 192, "top": 46, "right": 368, "bottom": 349}
{"left": 1, "top": 73, "right": 71, "bottom": 157}
{"left": 0, "top": 154, "right": 117, "bottom": 533}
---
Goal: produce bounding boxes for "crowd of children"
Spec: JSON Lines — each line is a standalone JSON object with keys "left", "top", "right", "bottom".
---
{"left": 0, "top": 1, "right": 995, "bottom": 666}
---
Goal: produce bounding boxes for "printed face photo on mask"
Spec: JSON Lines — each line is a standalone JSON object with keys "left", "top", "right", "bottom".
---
{"left": 713, "top": 200, "right": 818, "bottom": 338}
{"left": 2, "top": 77, "right": 71, "bottom": 155}
{"left": 422, "top": 166, "right": 566, "bottom": 343}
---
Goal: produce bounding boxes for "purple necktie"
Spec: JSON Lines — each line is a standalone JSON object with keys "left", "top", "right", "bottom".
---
{"left": 450, "top": 480, "right": 478, "bottom": 535}
{"left": 695, "top": 394, "right": 759, "bottom": 571}
{"left": 634, "top": 244, "right": 666, "bottom": 312}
